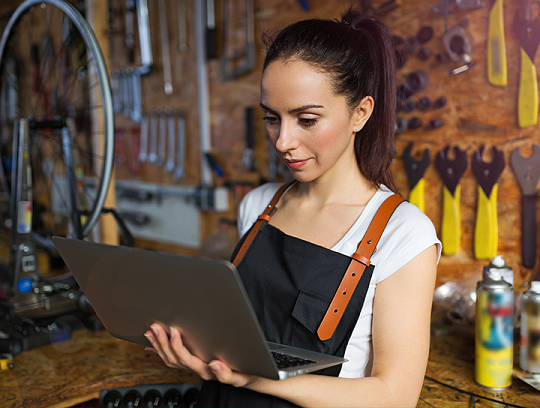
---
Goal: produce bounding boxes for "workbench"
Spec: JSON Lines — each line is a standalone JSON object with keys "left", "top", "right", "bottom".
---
{"left": 1, "top": 325, "right": 539, "bottom": 408}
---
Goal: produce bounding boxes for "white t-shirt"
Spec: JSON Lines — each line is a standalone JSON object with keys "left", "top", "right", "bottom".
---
{"left": 237, "top": 182, "right": 442, "bottom": 378}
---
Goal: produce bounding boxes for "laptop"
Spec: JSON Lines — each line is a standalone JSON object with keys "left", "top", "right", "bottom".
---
{"left": 52, "top": 237, "right": 346, "bottom": 380}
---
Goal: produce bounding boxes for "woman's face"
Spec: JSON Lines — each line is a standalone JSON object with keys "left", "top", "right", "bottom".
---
{"left": 260, "top": 58, "right": 368, "bottom": 183}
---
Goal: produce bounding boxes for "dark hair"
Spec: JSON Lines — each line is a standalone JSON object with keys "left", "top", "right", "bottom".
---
{"left": 262, "top": 9, "right": 399, "bottom": 193}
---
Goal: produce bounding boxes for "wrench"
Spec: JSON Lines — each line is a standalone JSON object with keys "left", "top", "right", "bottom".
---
{"left": 138, "top": 113, "right": 149, "bottom": 163}
{"left": 148, "top": 110, "right": 159, "bottom": 163}
{"left": 158, "top": 0, "right": 173, "bottom": 95}
{"left": 174, "top": 114, "right": 186, "bottom": 181}
{"left": 131, "top": 72, "right": 142, "bottom": 123}
{"left": 122, "top": 73, "right": 132, "bottom": 118}
{"left": 158, "top": 109, "right": 168, "bottom": 167}
{"left": 178, "top": 0, "right": 187, "bottom": 51}
{"left": 510, "top": 144, "right": 540, "bottom": 269}
{"left": 166, "top": 111, "right": 176, "bottom": 173}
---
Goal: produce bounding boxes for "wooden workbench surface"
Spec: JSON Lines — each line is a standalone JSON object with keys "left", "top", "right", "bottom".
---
{"left": 1, "top": 325, "right": 539, "bottom": 408}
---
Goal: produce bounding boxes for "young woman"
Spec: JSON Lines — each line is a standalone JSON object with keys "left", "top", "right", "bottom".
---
{"left": 145, "top": 9, "right": 441, "bottom": 407}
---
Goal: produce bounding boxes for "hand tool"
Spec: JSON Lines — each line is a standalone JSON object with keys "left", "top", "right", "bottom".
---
{"left": 513, "top": 1, "right": 540, "bottom": 128}
{"left": 206, "top": 152, "right": 227, "bottom": 182}
{"left": 242, "top": 107, "right": 255, "bottom": 171}
{"left": 402, "top": 142, "right": 430, "bottom": 213}
{"left": 148, "top": 110, "right": 159, "bottom": 164}
{"left": 122, "top": 73, "right": 132, "bottom": 118}
{"left": 220, "top": 0, "right": 255, "bottom": 80}
{"left": 136, "top": 0, "right": 153, "bottom": 69}
{"left": 158, "top": 0, "right": 173, "bottom": 95}
{"left": 130, "top": 127, "right": 141, "bottom": 175}
{"left": 510, "top": 145, "right": 540, "bottom": 268}
{"left": 471, "top": 145, "right": 505, "bottom": 260}
{"left": 487, "top": 0, "right": 507, "bottom": 86}
{"left": 138, "top": 113, "right": 149, "bottom": 163}
{"left": 178, "top": 0, "right": 187, "bottom": 51}
{"left": 435, "top": 146, "right": 468, "bottom": 255}
{"left": 112, "top": 73, "right": 122, "bottom": 114}
{"left": 174, "top": 113, "right": 186, "bottom": 181}
{"left": 206, "top": 0, "right": 217, "bottom": 59}
{"left": 125, "top": 0, "right": 136, "bottom": 63}
{"left": 158, "top": 109, "right": 169, "bottom": 167}
{"left": 114, "top": 128, "right": 127, "bottom": 168}
{"left": 131, "top": 71, "right": 142, "bottom": 123}
{"left": 449, "top": 61, "right": 477, "bottom": 75}
{"left": 432, "top": 0, "right": 485, "bottom": 14}
{"left": 166, "top": 111, "right": 176, "bottom": 173}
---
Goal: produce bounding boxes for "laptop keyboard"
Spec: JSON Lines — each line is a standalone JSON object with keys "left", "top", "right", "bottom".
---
{"left": 271, "top": 351, "right": 316, "bottom": 369}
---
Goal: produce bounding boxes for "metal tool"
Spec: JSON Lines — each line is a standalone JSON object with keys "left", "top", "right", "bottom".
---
{"left": 158, "top": 0, "right": 173, "bottom": 95}
{"left": 136, "top": 0, "right": 153, "bottom": 69}
{"left": 242, "top": 107, "right": 255, "bottom": 171}
{"left": 130, "top": 127, "right": 141, "bottom": 174}
{"left": 402, "top": 142, "right": 431, "bottom": 213}
{"left": 166, "top": 111, "right": 176, "bottom": 173}
{"left": 158, "top": 109, "right": 168, "bottom": 166}
{"left": 220, "top": 0, "right": 255, "bottom": 80}
{"left": 138, "top": 113, "right": 149, "bottom": 163}
{"left": 148, "top": 110, "right": 159, "bottom": 163}
{"left": 206, "top": 0, "right": 217, "bottom": 59}
{"left": 471, "top": 145, "right": 505, "bottom": 260}
{"left": 435, "top": 146, "right": 468, "bottom": 255}
{"left": 510, "top": 145, "right": 540, "bottom": 269}
{"left": 513, "top": 1, "right": 540, "bottom": 128}
{"left": 125, "top": 0, "right": 136, "bottom": 63}
{"left": 174, "top": 114, "right": 186, "bottom": 181}
{"left": 432, "top": 0, "right": 485, "bottom": 14}
{"left": 487, "top": 0, "right": 507, "bottom": 87}
{"left": 131, "top": 71, "right": 142, "bottom": 122}
{"left": 178, "top": 0, "right": 187, "bottom": 51}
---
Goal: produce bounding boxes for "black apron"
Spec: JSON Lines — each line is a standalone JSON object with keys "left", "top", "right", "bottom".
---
{"left": 198, "top": 187, "right": 402, "bottom": 408}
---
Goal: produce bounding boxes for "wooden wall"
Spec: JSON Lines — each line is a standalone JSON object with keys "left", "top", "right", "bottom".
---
{"left": 1, "top": 0, "right": 539, "bottom": 290}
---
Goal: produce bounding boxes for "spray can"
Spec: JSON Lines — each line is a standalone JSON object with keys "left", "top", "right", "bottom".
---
{"left": 485, "top": 255, "right": 513, "bottom": 286}
{"left": 520, "top": 281, "right": 540, "bottom": 373}
{"left": 475, "top": 268, "right": 514, "bottom": 390}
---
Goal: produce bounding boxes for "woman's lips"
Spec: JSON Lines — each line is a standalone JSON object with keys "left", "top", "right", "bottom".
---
{"left": 284, "top": 159, "right": 309, "bottom": 169}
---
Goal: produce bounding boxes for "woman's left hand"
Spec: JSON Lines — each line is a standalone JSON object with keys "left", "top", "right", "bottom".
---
{"left": 145, "top": 323, "right": 262, "bottom": 388}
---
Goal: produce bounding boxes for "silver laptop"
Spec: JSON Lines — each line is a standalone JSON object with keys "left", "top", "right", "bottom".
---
{"left": 52, "top": 237, "right": 346, "bottom": 380}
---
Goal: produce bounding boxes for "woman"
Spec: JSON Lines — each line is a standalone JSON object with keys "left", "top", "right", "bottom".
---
{"left": 145, "top": 8, "right": 441, "bottom": 407}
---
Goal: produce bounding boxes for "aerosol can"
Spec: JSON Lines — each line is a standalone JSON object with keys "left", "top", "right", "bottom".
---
{"left": 520, "top": 281, "right": 540, "bottom": 373}
{"left": 475, "top": 268, "right": 514, "bottom": 390}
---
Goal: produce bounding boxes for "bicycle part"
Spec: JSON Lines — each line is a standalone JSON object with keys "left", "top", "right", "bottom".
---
{"left": 0, "top": 0, "right": 115, "bottom": 248}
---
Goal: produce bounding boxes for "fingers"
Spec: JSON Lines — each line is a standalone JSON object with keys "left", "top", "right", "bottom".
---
{"left": 145, "top": 324, "right": 215, "bottom": 381}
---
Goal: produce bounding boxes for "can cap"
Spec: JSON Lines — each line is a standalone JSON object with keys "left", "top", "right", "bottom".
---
{"left": 489, "top": 270, "right": 502, "bottom": 280}
{"left": 490, "top": 255, "right": 505, "bottom": 268}
{"left": 530, "top": 281, "right": 540, "bottom": 293}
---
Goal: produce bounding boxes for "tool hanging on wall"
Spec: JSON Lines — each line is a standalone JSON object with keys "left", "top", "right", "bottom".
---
{"left": 125, "top": 0, "right": 136, "bottom": 63}
{"left": 148, "top": 109, "right": 159, "bottom": 164}
{"left": 158, "top": 0, "right": 173, "bottom": 95}
{"left": 178, "top": 0, "right": 188, "bottom": 52}
{"left": 138, "top": 113, "right": 149, "bottom": 163}
{"left": 402, "top": 142, "right": 431, "bottom": 213}
{"left": 513, "top": 1, "right": 540, "bottom": 128}
{"left": 510, "top": 145, "right": 540, "bottom": 269}
{"left": 471, "top": 145, "right": 505, "bottom": 260}
{"left": 435, "top": 146, "right": 468, "bottom": 255}
{"left": 166, "top": 110, "right": 176, "bottom": 173}
{"left": 242, "top": 107, "right": 256, "bottom": 172}
{"left": 174, "top": 113, "right": 186, "bottom": 181}
{"left": 487, "top": 0, "right": 507, "bottom": 86}
{"left": 206, "top": 0, "right": 217, "bottom": 59}
{"left": 220, "top": 0, "right": 255, "bottom": 80}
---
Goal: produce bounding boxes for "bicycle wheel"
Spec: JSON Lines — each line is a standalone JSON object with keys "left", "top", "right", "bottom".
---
{"left": 0, "top": 0, "right": 114, "bottom": 247}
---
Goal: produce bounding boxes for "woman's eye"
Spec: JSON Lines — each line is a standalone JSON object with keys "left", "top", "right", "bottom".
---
{"left": 299, "top": 118, "right": 317, "bottom": 128}
{"left": 263, "top": 116, "right": 279, "bottom": 124}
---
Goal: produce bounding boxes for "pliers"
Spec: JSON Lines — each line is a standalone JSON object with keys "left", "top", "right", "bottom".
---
{"left": 402, "top": 142, "right": 431, "bottom": 213}
{"left": 435, "top": 146, "right": 468, "bottom": 255}
{"left": 471, "top": 145, "right": 505, "bottom": 260}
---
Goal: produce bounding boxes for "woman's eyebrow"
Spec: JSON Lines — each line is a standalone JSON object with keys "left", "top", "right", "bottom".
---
{"left": 259, "top": 103, "right": 324, "bottom": 114}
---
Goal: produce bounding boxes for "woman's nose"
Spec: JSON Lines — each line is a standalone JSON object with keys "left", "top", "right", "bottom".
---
{"left": 274, "top": 121, "right": 299, "bottom": 153}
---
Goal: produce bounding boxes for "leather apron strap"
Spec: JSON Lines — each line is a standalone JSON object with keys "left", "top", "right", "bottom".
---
{"left": 232, "top": 181, "right": 296, "bottom": 267}
{"left": 317, "top": 194, "right": 405, "bottom": 340}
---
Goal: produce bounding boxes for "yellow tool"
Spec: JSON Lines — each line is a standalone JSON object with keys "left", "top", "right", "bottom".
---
{"left": 471, "top": 146, "right": 506, "bottom": 260}
{"left": 487, "top": 0, "right": 507, "bottom": 86}
{"left": 514, "top": 2, "right": 540, "bottom": 128}
{"left": 435, "top": 146, "right": 468, "bottom": 255}
{"left": 402, "top": 142, "right": 431, "bottom": 213}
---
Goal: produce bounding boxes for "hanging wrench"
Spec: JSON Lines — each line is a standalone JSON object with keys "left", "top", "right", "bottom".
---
{"left": 174, "top": 113, "right": 186, "bottom": 181}
{"left": 148, "top": 110, "right": 160, "bottom": 163}
{"left": 138, "top": 113, "right": 149, "bottom": 163}
{"left": 158, "top": 109, "right": 168, "bottom": 167}
{"left": 178, "top": 0, "right": 188, "bottom": 51}
{"left": 166, "top": 111, "right": 176, "bottom": 173}
{"left": 131, "top": 71, "right": 142, "bottom": 123}
{"left": 158, "top": 0, "right": 173, "bottom": 95}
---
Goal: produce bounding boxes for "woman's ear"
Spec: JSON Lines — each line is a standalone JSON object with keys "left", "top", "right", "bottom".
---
{"left": 353, "top": 96, "right": 374, "bottom": 132}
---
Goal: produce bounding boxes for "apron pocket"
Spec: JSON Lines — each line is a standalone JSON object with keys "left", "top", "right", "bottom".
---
{"left": 291, "top": 290, "right": 333, "bottom": 351}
